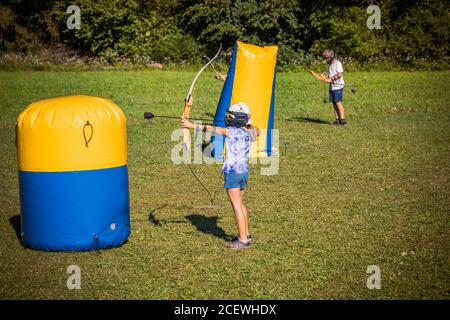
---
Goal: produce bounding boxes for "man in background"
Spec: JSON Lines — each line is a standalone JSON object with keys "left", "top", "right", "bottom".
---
{"left": 323, "top": 49, "right": 347, "bottom": 125}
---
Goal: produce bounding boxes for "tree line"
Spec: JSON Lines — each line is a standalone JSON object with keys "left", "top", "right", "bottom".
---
{"left": 0, "top": 0, "right": 448, "bottom": 70}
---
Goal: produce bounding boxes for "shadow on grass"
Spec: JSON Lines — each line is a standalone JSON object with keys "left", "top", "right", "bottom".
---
{"left": 9, "top": 214, "right": 22, "bottom": 243}
{"left": 148, "top": 204, "right": 187, "bottom": 226}
{"left": 148, "top": 205, "right": 167, "bottom": 226}
{"left": 288, "top": 116, "right": 331, "bottom": 125}
{"left": 186, "top": 214, "right": 231, "bottom": 241}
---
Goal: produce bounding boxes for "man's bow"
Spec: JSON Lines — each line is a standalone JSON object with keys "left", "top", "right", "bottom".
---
{"left": 307, "top": 68, "right": 327, "bottom": 81}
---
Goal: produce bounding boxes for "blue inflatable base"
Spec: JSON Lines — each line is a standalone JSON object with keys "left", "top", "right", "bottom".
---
{"left": 18, "top": 165, "right": 130, "bottom": 252}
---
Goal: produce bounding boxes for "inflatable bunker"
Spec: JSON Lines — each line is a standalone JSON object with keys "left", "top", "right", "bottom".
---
{"left": 212, "top": 41, "right": 278, "bottom": 159}
{"left": 16, "top": 95, "right": 130, "bottom": 251}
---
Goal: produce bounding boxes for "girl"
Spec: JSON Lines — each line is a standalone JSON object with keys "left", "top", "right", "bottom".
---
{"left": 181, "top": 102, "right": 260, "bottom": 249}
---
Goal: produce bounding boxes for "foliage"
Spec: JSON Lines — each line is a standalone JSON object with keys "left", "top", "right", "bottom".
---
{"left": 0, "top": 0, "right": 448, "bottom": 69}
{"left": 49, "top": 0, "right": 202, "bottom": 63}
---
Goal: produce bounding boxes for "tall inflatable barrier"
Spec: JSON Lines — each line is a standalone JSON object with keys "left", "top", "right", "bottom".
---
{"left": 16, "top": 95, "right": 130, "bottom": 251}
{"left": 213, "top": 41, "right": 278, "bottom": 159}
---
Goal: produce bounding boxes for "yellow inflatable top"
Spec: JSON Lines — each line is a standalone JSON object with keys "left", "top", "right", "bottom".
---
{"left": 232, "top": 41, "right": 278, "bottom": 158}
{"left": 17, "top": 95, "right": 127, "bottom": 172}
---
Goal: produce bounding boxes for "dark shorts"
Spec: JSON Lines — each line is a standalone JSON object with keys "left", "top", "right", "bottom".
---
{"left": 329, "top": 89, "right": 344, "bottom": 103}
{"left": 224, "top": 172, "right": 248, "bottom": 190}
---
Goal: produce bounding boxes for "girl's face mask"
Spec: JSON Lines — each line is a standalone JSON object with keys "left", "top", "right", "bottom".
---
{"left": 225, "top": 110, "right": 249, "bottom": 127}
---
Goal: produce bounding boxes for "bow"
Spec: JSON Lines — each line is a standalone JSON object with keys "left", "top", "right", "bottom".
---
{"left": 307, "top": 68, "right": 357, "bottom": 103}
{"left": 182, "top": 43, "right": 222, "bottom": 154}
{"left": 307, "top": 68, "right": 327, "bottom": 81}
{"left": 181, "top": 43, "right": 222, "bottom": 205}
{"left": 307, "top": 68, "right": 329, "bottom": 103}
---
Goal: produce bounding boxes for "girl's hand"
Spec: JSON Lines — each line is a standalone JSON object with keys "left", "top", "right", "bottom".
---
{"left": 181, "top": 117, "right": 194, "bottom": 129}
{"left": 324, "top": 77, "right": 332, "bottom": 83}
{"left": 247, "top": 126, "right": 261, "bottom": 141}
{"left": 254, "top": 126, "right": 261, "bottom": 137}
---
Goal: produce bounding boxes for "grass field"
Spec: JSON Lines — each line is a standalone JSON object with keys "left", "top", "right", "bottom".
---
{"left": 0, "top": 70, "right": 449, "bottom": 299}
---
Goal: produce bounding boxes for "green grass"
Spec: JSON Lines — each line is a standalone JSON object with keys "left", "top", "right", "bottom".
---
{"left": 0, "top": 70, "right": 449, "bottom": 299}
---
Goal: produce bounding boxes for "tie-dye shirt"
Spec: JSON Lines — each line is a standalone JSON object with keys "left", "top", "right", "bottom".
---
{"left": 222, "top": 127, "right": 251, "bottom": 174}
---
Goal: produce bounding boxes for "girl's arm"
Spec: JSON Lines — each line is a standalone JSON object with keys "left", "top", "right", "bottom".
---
{"left": 181, "top": 117, "right": 228, "bottom": 136}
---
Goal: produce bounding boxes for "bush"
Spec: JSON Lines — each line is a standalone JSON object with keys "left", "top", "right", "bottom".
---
{"left": 0, "top": 0, "right": 448, "bottom": 70}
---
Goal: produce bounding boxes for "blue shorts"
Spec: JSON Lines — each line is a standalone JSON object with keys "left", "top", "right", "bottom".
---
{"left": 329, "top": 89, "right": 344, "bottom": 103}
{"left": 224, "top": 172, "right": 248, "bottom": 190}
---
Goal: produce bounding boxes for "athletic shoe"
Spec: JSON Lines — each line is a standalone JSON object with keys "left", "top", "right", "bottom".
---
{"left": 332, "top": 119, "right": 340, "bottom": 125}
{"left": 228, "top": 238, "right": 250, "bottom": 249}
{"left": 339, "top": 119, "right": 347, "bottom": 125}
{"left": 232, "top": 234, "right": 253, "bottom": 243}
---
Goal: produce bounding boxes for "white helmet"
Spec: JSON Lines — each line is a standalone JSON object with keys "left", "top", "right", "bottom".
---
{"left": 228, "top": 102, "right": 252, "bottom": 124}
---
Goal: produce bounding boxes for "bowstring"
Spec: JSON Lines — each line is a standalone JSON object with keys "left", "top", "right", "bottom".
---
{"left": 187, "top": 159, "right": 215, "bottom": 205}
{"left": 184, "top": 45, "right": 222, "bottom": 206}
{"left": 183, "top": 131, "right": 215, "bottom": 205}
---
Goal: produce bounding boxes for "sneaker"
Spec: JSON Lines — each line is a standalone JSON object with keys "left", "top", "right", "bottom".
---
{"left": 332, "top": 119, "right": 340, "bottom": 125}
{"left": 228, "top": 238, "right": 250, "bottom": 249}
{"left": 339, "top": 119, "right": 347, "bottom": 125}
{"left": 231, "top": 234, "right": 253, "bottom": 243}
